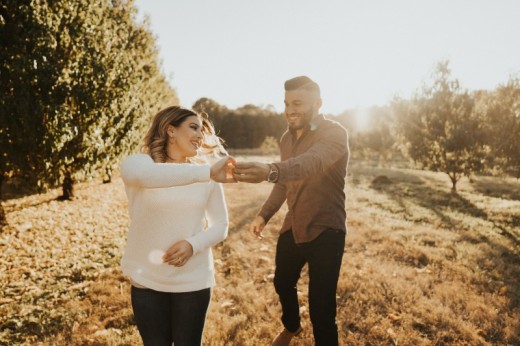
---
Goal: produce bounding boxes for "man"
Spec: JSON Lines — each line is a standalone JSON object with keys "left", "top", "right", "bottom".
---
{"left": 234, "top": 76, "right": 349, "bottom": 346}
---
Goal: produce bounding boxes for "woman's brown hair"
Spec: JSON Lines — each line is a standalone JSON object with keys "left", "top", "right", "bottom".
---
{"left": 142, "top": 106, "right": 226, "bottom": 163}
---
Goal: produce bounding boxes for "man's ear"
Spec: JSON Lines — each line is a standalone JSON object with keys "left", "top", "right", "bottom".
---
{"left": 315, "top": 97, "right": 323, "bottom": 110}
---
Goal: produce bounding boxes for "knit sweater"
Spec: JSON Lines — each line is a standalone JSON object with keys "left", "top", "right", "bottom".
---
{"left": 120, "top": 153, "right": 229, "bottom": 292}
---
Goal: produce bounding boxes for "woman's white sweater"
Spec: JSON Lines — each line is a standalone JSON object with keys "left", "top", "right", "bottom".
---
{"left": 120, "top": 154, "right": 229, "bottom": 292}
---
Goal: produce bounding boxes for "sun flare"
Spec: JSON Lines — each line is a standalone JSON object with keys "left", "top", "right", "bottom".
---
{"left": 354, "top": 108, "right": 371, "bottom": 132}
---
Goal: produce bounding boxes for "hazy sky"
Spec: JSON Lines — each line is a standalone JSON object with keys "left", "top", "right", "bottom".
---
{"left": 134, "top": 0, "right": 520, "bottom": 115}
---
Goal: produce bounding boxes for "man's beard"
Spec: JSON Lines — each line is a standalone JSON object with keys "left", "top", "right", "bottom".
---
{"left": 288, "top": 108, "right": 314, "bottom": 130}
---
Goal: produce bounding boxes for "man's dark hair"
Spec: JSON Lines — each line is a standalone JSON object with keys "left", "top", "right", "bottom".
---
{"left": 284, "top": 76, "right": 320, "bottom": 97}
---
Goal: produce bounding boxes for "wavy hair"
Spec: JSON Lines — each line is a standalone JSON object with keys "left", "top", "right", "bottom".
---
{"left": 142, "top": 106, "right": 227, "bottom": 163}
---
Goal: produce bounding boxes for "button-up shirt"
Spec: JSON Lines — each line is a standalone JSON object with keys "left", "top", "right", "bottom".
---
{"left": 258, "top": 114, "right": 349, "bottom": 244}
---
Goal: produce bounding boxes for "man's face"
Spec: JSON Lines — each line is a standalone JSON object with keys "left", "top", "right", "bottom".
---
{"left": 284, "top": 89, "right": 321, "bottom": 131}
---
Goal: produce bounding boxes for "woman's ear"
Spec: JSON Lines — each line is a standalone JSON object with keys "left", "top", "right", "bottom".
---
{"left": 166, "top": 124, "right": 176, "bottom": 138}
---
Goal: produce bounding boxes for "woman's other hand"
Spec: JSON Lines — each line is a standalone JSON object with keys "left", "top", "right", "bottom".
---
{"left": 163, "top": 240, "right": 194, "bottom": 267}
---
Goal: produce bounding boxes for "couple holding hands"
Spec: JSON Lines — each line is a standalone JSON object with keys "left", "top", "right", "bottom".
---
{"left": 120, "top": 76, "right": 349, "bottom": 346}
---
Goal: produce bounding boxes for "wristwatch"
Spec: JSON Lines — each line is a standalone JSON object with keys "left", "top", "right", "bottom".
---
{"left": 267, "top": 164, "right": 279, "bottom": 183}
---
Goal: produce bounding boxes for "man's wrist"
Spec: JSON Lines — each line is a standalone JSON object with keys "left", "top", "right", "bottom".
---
{"left": 266, "top": 164, "right": 279, "bottom": 183}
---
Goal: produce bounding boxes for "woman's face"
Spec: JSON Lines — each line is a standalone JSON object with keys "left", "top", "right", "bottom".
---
{"left": 167, "top": 115, "right": 203, "bottom": 160}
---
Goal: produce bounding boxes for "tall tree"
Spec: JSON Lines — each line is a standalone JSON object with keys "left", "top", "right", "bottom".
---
{"left": 0, "top": 0, "right": 58, "bottom": 202}
{"left": 477, "top": 78, "right": 520, "bottom": 178}
{"left": 0, "top": 0, "right": 177, "bottom": 204}
{"left": 393, "top": 61, "right": 487, "bottom": 191}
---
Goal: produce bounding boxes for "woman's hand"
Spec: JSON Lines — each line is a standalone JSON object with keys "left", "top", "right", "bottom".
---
{"left": 163, "top": 240, "right": 194, "bottom": 267}
{"left": 210, "top": 156, "right": 236, "bottom": 183}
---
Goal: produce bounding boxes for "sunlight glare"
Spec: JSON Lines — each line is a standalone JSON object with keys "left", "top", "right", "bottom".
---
{"left": 354, "top": 108, "right": 371, "bottom": 132}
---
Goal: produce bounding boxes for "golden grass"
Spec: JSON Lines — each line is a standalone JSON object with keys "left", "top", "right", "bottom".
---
{"left": 0, "top": 160, "right": 519, "bottom": 345}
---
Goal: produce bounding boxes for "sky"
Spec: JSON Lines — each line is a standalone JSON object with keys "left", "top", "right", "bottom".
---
{"left": 134, "top": 0, "right": 520, "bottom": 115}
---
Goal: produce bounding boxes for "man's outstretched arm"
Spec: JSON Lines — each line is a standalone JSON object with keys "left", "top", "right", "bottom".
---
{"left": 234, "top": 125, "right": 348, "bottom": 184}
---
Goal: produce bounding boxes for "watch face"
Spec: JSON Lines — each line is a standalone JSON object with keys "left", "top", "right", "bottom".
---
{"left": 268, "top": 169, "right": 278, "bottom": 182}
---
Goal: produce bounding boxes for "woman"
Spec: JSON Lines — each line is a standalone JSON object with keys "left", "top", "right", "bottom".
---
{"left": 120, "top": 106, "right": 234, "bottom": 346}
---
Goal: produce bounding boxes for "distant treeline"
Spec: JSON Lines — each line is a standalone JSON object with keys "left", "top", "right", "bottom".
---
{"left": 192, "top": 98, "right": 287, "bottom": 149}
{"left": 194, "top": 61, "right": 520, "bottom": 191}
{"left": 1, "top": 0, "right": 519, "bottom": 216}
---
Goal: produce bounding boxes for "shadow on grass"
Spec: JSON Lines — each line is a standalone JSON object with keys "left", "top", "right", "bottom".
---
{"left": 227, "top": 198, "right": 265, "bottom": 235}
{"left": 367, "top": 168, "right": 520, "bottom": 344}
{"left": 470, "top": 176, "right": 520, "bottom": 201}
{"left": 469, "top": 234, "right": 520, "bottom": 344}
{"left": 368, "top": 170, "right": 487, "bottom": 228}
{"left": 3, "top": 194, "right": 61, "bottom": 215}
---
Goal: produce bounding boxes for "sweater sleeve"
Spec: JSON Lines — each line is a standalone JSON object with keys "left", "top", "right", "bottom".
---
{"left": 121, "top": 153, "right": 210, "bottom": 188}
{"left": 186, "top": 182, "right": 229, "bottom": 254}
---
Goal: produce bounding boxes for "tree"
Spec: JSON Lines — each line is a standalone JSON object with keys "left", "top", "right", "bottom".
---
{"left": 192, "top": 97, "right": 230, "bottom": 133}
{"left": 0, "top": 0, "right": 59, "bottom": 216}
{"left": 0, "top": 0, "right": 177, "bottom": 204}
{"left": 192, "top": 98, "right": 286, "bottom": 149}
{"left": 355, "top": 106, "right": 396, "bottom": 162}
{"left": 393, "top": 61, "right": 487, "bottom": 191}
{"left": 477, "top": 78, "right": 520, "bottom": 178}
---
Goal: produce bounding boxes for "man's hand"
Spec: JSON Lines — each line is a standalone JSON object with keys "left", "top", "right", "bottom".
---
{"left": 163, "top": 240, "right": 194, "bottom": 267}
{"left": 233, "top": 162, "right": 270, "bottom": 183}
{"left": 250, "top": 215, "right": 266, "bottom": 239}
{"left": 210, "top": 156, "right": 236, "bottom": 183}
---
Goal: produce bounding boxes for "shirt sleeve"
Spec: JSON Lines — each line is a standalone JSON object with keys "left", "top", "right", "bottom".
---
{"left": 276, "top": 125, "right": 349, "bottom": 183}
{"left": 185, "top": 182, "right": 229, "bottom": 254}
{"left": 120, "top": 153, "right": 210, "bottom": 188}
{"left": 258, "top": 182, "right": 287, "bottom": 224}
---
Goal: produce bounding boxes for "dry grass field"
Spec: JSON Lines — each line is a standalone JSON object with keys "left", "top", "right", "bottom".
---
{"left": 1, "top": 158, "right": 519, "bottom": 345}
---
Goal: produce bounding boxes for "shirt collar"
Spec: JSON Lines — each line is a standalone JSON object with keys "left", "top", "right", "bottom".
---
{"left": 310, "top": 113, "right": 325, "bottom": 131}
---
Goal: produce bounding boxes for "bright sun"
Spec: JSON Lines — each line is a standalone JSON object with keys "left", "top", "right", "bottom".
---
{"left": 354, "top": 108, "right": 371, "bottom": 132}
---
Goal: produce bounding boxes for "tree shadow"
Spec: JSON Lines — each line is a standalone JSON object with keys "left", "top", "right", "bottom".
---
{"left": 460, "top": 231, "right": 520, "bottom": 343}
{"left": 368, "top": 169, "right": 520, "bottom": 341}
{"left": 368, "top": 170, "right": 488, "bottom": 228}
{"left": 470, "top": 176, "right": 520, "bottom": 201}
{"left": 2, "top": 194, "right": 60, "bottom": 215}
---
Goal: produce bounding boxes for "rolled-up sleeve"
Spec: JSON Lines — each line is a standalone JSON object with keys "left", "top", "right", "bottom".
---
{"left": 276, "top": 126, "right": 348, "bottom": 183}
{"left": 258, "top": 182, "right": 287, "bottom": 223}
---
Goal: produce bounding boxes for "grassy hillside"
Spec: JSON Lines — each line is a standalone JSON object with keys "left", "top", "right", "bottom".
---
{"left": 1, "top": 160, "right": 519, "bottom": 345}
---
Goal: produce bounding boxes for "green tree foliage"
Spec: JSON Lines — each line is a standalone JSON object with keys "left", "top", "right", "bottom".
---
{"left": 0, "top": 0, "right": 51, "bottom": 194}
{"left": 0, "top": 0, "right": 177, "bottom": 201}
{"left": 393, "top": 61, "right": 487, "bottom": 190}
{"left": 476, "top": 78, "right": 520, "bottom": 178}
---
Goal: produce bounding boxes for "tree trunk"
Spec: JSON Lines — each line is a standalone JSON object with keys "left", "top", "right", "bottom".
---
{"left": 448, "top": 173, "right": 458, "bottom": 192}
{"left": 102, "top": 166, "right": 112, "bottom": 184}
{"left": 59, "top": 170, "right": 74, "bottom": 200}
{"left": 0, "top": 174, "right": 6, "bottom": 228}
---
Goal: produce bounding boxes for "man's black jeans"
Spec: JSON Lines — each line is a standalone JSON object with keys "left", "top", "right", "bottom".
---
{"left": 274, "top": 229, "right": 345, "bottom": 346}
{"left": 130, "top": 286, "right": 211, "bottom": 346}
